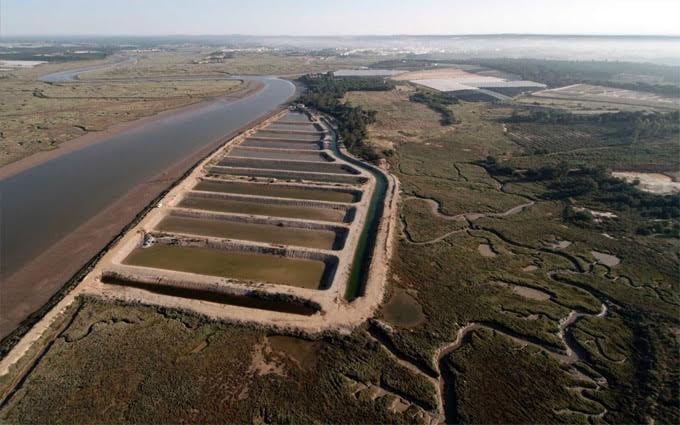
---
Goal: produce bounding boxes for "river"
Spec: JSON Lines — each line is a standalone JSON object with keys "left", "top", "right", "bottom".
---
{"left": 0, "top": 64, "right": 295, "bottom": 337}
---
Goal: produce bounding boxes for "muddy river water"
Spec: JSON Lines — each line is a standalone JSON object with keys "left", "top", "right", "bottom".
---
{"left": 0, "top": 67, "right": 295, "bottom": 336}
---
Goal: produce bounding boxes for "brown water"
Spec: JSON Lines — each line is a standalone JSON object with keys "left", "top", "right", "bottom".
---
{"left": 102, "top": 275, "right": 319, "bottom": 316}
{"left": 179, "top": 196, "right": 348, "bottom": 222}
{"left": 230, "top": 148, "right": 327, "bottom": 162}
{"left": 209, "top": 167, "right": 367, "bottom": 184}
{"left": 157, "top": 215, "right": 340, "bottom": 250}
{"left": 218, "top": 158, "right": 356, "bottom": 175}
{"left": 194, "top": 180, "right": 357, "bottom": 203}
{"left": 124, "top": 244, "right": 327, "bottom": 289}
{"left": 0, "top": 77, "right": 295, "bottom": 279}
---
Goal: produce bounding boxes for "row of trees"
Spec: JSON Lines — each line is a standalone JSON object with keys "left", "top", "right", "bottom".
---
{"left": 480, "top": 157, "right": 680, "bottom": 223}
{"left": 508, "top": 109, "right": 679, "bottom": 142}
{"left": 408, "top": 90, "right": 458, "bottom": 125}
{"left": 299, "top": 74, "right": 394, "bottom": 160}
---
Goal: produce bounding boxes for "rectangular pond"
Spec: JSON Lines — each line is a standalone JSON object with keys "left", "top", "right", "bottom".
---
{"left": 218, "top": 158, "right": 356, "bottom": 175}
{"left": 194, "top": 180, "right": 358, "bottom": 203}
{"left": 157, "top": 215, "right": 342, "bottom": 250}
{"left": 208, "top": 167, "right": 368, "bottom": 185}
{"left": 124, "top": 244, "right": 327, "bottom": 289}
{"left": 179, "top": 196, "right": 348, "bottom": 222}
{"left": 241, "top": 139, "right": 321, "bottom": 150}
{"left": 229, "top": 148, "right": 328, "bottom": 162}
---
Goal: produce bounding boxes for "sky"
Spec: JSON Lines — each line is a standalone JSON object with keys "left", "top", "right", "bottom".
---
{"left": 2, "top": 0, "right": 680, "bottom": 37}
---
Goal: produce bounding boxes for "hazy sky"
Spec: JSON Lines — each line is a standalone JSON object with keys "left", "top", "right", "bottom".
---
{"left": 2, "top": 0, "right": 680, "bottom": 36}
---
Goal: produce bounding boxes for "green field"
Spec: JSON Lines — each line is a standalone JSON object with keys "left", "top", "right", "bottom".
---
{"left": 0, "top": 299, "right": 438, "bottom": 424}
{"left": 350, "top": 87, "right": 679, "bottom": 423}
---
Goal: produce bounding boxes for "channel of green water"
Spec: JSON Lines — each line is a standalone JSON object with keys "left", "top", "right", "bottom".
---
{"left": 326, "top": 120, "right": 388, "bottom": 301}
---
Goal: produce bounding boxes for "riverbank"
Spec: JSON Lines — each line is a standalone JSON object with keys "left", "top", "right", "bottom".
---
{"left": 0, "top": 80, "right": 291, "bottom": 340}
{"left": 0, "top": 80, "right": 263, "bottom": 180}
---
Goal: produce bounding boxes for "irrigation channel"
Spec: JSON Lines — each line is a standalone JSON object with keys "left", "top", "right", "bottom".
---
{"left": 0, "top": 59, "right": 296, "bottom": 338}
{"left": 323, "top": 118, "right": 389, "bottom": 300}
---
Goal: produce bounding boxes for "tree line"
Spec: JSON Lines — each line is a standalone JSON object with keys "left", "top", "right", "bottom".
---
{"left": 409, "top": 90, "right": 458, "bottom": 125}
{"left": 298, "top": 73, "right": 394, "bottom": 160}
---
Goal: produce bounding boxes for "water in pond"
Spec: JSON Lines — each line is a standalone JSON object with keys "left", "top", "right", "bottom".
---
{"left": 157, "top": 215, "right": 341, "bottom": 250}
{"left": 194, "top": 180, "right": 357, "bottom": 203}
{"left": 230, "top": 148, "right": 327, "bottom": 162}
{"left": 124, "top": 244, "right": 328, "bottom": 289}
{"left": 179, "top": 196, "right": 348, "bottom": 223}
{"left": 218, "top": 158, "right": 356, "bottom": 175}
{"left": 210, "top": 167, "right": 367, "bottom": 185}
{"left": 591, "top": 250, "right": 621, "bottom": 267}
{"left": 102, "top": 275, "right": 319, "bottom": 316}
{"left": 382, "top": 288, "right": 425, "bottom": 328}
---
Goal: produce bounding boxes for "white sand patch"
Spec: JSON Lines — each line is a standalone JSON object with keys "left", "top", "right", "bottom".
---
{"left": 478, "top": 243, "right": 496, "bottom": 258}
{"left": 546, "top": 240, "right": 572, "bottom": 250}
{"left": 612, "top": 172, "right": 680, "bottom": 194}
{"left": 494, "top": 281, "right": 551, "bottom": 301}
{"left": 592, "top": 251, "right": 621, "bottom": 267}
{"left": 0, "top": 60, "right": 46, "bottom": 68}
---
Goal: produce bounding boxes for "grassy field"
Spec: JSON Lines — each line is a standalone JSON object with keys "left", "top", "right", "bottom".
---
{"left": 124, "top": 245, "right": 327, "bottom": 289}
{"left": 1, "top": 73, "right": 677, "bottom": 424}
{"left": 0, "top": 299, "right": 438, "bottom": 424}
{"left": 157, "top": 216, "right": 340, "bottom": 250}
{"left": 0, "top": 65, "right": 244, "bottom": 167}
{"left": 81, "top": 49, "right": 391, "bottom": 79}
{"left": 349, "top": 87, "right": 678, "bottom": 423}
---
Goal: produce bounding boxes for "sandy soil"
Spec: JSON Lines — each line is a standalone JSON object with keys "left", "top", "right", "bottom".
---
{"left": 612, "top": 172, "right": 680, "bottom": 194}
{"left": 391, "top": 68, "right": 497, "bottom": 82}
{"left": 530, "top": 84, "right": 680, "bottom": 111}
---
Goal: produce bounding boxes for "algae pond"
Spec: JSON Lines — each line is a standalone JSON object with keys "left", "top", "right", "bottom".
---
{"left": 179, "top": 196, "right": 349, "bottom": 222}
{"left": 157, "top": 215, "right": 342, "bottom": 250}
{"left": 124, "top": 245, "right": 328, "bottom": 289}
{"left": 194, "top": 180, "right": 357, "bottom": 203}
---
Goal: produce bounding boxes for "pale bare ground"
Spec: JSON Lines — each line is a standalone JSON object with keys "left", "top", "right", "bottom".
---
{"left": 529, "top": 83, "right": 680, "bottom": 111}
{"left": 344, "top": 87, "right": 452, "bottom": 148}
{"left": 612, "top": 172, "right": 680, "bottom": 194}
{"left": 0, "top": 111, "right": 401, "bottom": 378}
{"left": 391, "top": 67, "right": 496, "bottom": 82}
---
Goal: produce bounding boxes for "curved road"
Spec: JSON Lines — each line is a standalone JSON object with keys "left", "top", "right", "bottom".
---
{"left": 0, "top": 62, "right": 296, "bottom": 338}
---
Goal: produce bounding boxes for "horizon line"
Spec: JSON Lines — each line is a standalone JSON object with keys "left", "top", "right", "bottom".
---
{"left": 2, "top": 33, "right": 680, "bottom": 39}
